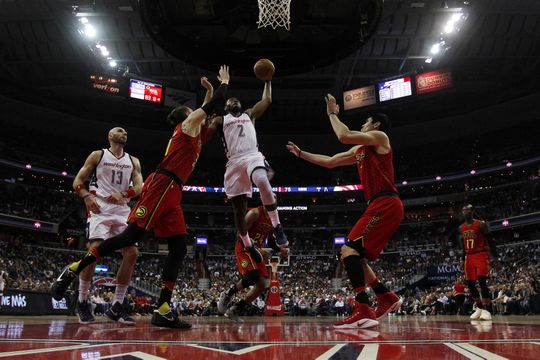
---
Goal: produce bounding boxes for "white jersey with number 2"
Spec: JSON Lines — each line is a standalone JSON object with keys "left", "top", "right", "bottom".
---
{"left": 222, "top": 113, "right": 258, "bottom": 159}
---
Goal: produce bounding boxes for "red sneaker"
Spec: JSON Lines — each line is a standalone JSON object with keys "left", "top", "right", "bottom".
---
{"left": 375, "top": 292, "right": 402, "bottom": 319}
{"left": 334, "top": 302, "right": 379, "bottom": 329}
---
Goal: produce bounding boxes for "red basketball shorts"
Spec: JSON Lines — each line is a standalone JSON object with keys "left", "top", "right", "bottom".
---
{"left": 128, "top": 172, "right": 186, "bottom": 238}
{"left": 235, "top": 241, "right": 268, "bottom": 278}
{"left": 465, "top": 252, "right": 489, "bottom": 281}
{"left": 347, "top": 196, "right": 404, "bottom": 261}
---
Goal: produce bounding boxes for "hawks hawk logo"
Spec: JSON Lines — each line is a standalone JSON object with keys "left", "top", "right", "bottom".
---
{"left": 241, "top": 259, "right": 249, "bottom": 268}
{"left": 135, "top": 206, "right": 147, "bottom": 218}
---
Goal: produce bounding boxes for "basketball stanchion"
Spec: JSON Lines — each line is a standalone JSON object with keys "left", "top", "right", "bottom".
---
{"left": 264, "top": 260, "right": 285, "bottom": 316}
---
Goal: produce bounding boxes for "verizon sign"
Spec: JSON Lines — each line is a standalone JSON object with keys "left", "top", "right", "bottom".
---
{"left": 343, "top": 85, "right": 376, "bottom": 110}
{"left": 416, "top": 69, "right": 453, "bottom": 95}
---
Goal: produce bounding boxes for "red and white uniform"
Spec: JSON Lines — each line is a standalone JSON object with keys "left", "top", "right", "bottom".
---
{"left": 87, "top": 150, "right": 134, "bottom": 240}
{"left": 235, "top": 206, "right": 272, "bottom": 278}
{"left": 460, "top": 220, "right": 490, "bottom": 280}
{"left": 222, "top": 113, "right": 266, "bottom": 198}
{"left": 347, "top": 146, "right": 404, "bottom": 260}
{"left": 128, "top": 123, "right": 202, "bottom": 237}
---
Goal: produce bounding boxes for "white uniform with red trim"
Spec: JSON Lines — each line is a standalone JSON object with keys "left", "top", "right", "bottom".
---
{"left": 87, "top": 149, "right": 134, "bottom": 240}
{"left": 222, "top": 112, "right": 266, "bottom": 198}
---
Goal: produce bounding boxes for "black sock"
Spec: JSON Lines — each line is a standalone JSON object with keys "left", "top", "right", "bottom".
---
{"left": 343, "top": 255, "right": 365, "bottom": 290}
{"left": 371, "top": 281, "right": 390, "bottom": 295}
{"left": 236, "top": 299, "right": 248, "bottom": 309}
{"left": 355, "top": 291, "right": 370, "bottom": 305}
{"left": 227, "top": 285, "right": 238, "bottom": 297}
{"left": 157, "top": 287, "right": 173, "bottom": 308}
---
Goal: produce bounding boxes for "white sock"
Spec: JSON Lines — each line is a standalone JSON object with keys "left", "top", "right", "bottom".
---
{"left": 78, "top": 280, "right": 91, "bottom": 302}
{"left": 267, "top": 209, "right": 280, "bottom": 227}
{"left": 240, "top": 233, "right": 251, "bottom": 247}
{"left": 113, "top": 284, "right": 128, "bottom": 305}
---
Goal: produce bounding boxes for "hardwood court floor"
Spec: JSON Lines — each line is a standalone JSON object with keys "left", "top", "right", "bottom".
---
{"left": 0, "top": 315, "right": 539, "bottom": 359}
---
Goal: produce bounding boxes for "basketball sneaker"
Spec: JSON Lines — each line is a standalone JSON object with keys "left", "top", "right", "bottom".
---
{"left": 470, "top": 307, "right": 483, "bottom": 320}
{"left": 105, "top": 301, "right": 136, "bottom": 325}
{"left": 334, "top": 302, "right": 379, "bottom": 329}
{"left": 479, "top": 309, "right": 492, "bottom": 321}
{"left": 51, "top": 265, "right": 76, "bottom": 301}
{"left": 375, "top": 292, "right": 403, "bottom": 319}
{"left": 273, "top": 224, "right": 289, "bottom": 247}
{"left": 77, "top": 300, "right": 95, "bottom": 324}
{"left": 225, "top": 305, "right": 244, "bottom": 323}
{"left": 218, "top": 291, "right": 232, "bottom": 315}
{"left": 151, "top": 309, "right": 192, "bottom": 329}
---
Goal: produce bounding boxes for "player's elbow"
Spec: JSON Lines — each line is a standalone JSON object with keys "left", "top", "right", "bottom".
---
{"left": 337, "top": 132, "right": 352, "bottom": 144}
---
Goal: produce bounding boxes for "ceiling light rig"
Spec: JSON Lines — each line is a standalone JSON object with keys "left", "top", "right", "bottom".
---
{"left": 424, "top": 1, "right": 472, "bottom": 65}
{"left": 74, "top": 11, "right": 118, "bottom": 70}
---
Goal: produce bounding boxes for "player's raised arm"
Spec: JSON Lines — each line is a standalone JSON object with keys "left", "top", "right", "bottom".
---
{"left": 325, "top": 94, "right": 389, "bottom": 147}
{"left": 183, "top": 65, "right": 230, "bottom": 136}
{"left": 286, "top": 141, "right": 358, "bottom": 169}
{"left": 201, "top": 76, "right": 214, "bottom": 107}
{"left": 246, "top": 81, "right": 272, "bottom": 122}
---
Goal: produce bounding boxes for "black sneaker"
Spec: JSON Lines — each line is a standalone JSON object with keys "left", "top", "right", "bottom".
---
{"left": 273, "top": 224, "right": 289, "bottom": 247}
{"left": 51, "top": 265, "right": 76, "bottom": 301}
{"left": 151, "top": 309, "right": 192, "bottom": 329}
{"left": 77, "top": 300, "right": 95, "bottom": 324}
{"left": 105, "top": 301, "right": 136, "bottom": 325}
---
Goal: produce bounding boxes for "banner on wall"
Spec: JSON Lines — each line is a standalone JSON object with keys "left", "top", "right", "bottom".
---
{"left": 416, "top": 69, "right": 453, "bottom": 95}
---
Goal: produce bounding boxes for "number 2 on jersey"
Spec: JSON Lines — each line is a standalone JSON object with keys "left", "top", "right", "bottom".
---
{"left": 237, "top": 124, "right": 245, "bottom": 137}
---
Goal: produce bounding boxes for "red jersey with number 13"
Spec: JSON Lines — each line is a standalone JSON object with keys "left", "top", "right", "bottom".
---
{"left": 460, "top": 220, "right": 488, "bottom": 254}
{"left": 355, "top": 146, "right": 397, "bottom": 201}
{"left": 158, "top": 122, "right": 203, "bottom": 184}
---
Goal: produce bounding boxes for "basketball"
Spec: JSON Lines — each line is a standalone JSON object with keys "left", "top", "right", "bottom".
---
{"left": 254, "top": 59, "right": 275, "bottom": 81}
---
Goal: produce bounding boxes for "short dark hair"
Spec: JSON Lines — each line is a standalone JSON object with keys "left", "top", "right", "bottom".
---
{"left": 166, "top": 105, "right": 191, "bottom": 126}
{"left": 371, "top": 113, "right": 391, "bottom": 133}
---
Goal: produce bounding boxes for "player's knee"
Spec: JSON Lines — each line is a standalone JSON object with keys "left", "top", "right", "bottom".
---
{"left": 87, "top": 239, "right": 103, "bottom": 249}
{"left": 478, "top": 276, "right": 488, "bottom": 289}
{"left": 340, "top": 244, "right": 360, "bottom": 259}
{"left": 121, "top": 246, "right": 139, "bottom": 260}
{"left": 166, "top": 235, "right": 187, "bottom": 259}
{"left": 241, "top": 270, "right": 260, "bottom": 288}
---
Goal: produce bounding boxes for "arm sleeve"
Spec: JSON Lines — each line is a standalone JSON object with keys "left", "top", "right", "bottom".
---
{"left": 201, "top": 83, "right": 228, "bottom": 115}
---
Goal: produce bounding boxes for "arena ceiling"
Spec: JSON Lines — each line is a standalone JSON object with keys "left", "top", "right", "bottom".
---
{"left": 1, "top": 0, "right": 540, "bottom": 134}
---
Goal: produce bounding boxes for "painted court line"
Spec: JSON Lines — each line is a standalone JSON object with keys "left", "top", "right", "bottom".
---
{"left": 357, "top": 344, "right": 379, "bottom": 359}
{"left": 99, "top": 351, "right": 166, "bottom": 360}
{"left": 457, "top": 343, "right": 508, "bottom": 360}
{"left": 0, "top": 344, "right": 94, "bottom": 358}
{"left": 444, "top": 343, "right": 484, "bottom": 360}
{"left": 314, "top": 344, "right": 346, "bottom": 360}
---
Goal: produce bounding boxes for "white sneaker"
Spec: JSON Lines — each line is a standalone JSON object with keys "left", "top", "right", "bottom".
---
{"left": 470, "top": 308, "right": 483, "bottom": 320}
{"left": 479, "top": 309, "right": 492, "bottom": 321}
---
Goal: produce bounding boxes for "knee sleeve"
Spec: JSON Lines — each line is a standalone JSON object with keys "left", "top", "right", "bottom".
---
{"left": 343, "top": 255, "right": 365, "bottom": 290}
{"left": 467, "top": 280, "right": 480, "bottom": 299}
{"left": 161, "top": 235, "right": 187, "bottom": 283}
{"left": 478, "top": 276, "right": 490, "bottom": 299}
{"left": 343, "top": 238, "right": 365, "bottom": 256}
{"left": 241, "top": 270, "right": 260, "bottom": 288}
{"left": 251, "top": 168, "right": 274, "bottom": 205}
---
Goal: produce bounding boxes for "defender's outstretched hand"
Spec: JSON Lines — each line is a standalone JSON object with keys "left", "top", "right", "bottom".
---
{"left": 325, "top": 94, "right": 340, "bottom": 116}
{"left": 286, "top": 141, "right": 301, "bottom": 157}
{"left": 217, "top": 65, "right": 230, "bottom": 84}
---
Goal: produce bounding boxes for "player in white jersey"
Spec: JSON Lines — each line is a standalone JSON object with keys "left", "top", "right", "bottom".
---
{"left": 209, "top": 80, "right": 288, "bottom": 263}
{"left": 0, "top": 268, "right": 7, "bottom": 307}
{"left": 71, "top": 127, "right": 143, "bottom": 324}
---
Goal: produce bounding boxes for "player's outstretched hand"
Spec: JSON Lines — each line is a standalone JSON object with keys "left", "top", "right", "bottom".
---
{"left": 200, "top": 76, "right": 213, "bottom": 91}
{"left": 217, "top": 65, "right": 230, "bottom": 84}
{"left": 325, "top": 94, "right": 340, "bottom": 116}
{"left": 84, "top": 195, "right": 101, "bottom": 214}
{"left": 286, "top": 141, "right": 301, "bottom": 157}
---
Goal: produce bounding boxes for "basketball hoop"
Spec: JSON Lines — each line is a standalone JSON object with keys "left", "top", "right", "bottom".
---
{"left": 257, "top": 0, "right": 292, "bottom": 31}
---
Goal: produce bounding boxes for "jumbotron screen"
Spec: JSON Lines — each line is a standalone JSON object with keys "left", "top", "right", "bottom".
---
{"left": 378, "top": 76, "right": 412, "bottom": 102}
{"left": 129, "top": 79, "right": 163, "bottom": 104}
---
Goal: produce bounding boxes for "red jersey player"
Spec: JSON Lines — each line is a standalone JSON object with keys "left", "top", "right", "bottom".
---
{"left": 287, "top": 94, "right": 404, "bottom": 329}
{"left": 51, "top": 65, "right": 231, "bottom": 329}
{"left": 460, "top": 204, "right": 497, "bottom": 321}
{"left": 218, "top": 200, "right": 289, "bottom": 321}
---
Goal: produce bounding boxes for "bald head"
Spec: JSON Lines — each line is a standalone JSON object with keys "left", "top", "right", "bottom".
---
{"left": 108, "top": 127, "right": 128, "bottom": 146}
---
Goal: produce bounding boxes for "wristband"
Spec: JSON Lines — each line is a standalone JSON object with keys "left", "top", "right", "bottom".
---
{"left": 329, "top": 112, "right": 338, "bottom": 116}
{"left": 75, "top": 184, "right": 87, "bottom": 194}
{"left": 124, "top": 188, "right": 136, "bottom": 198}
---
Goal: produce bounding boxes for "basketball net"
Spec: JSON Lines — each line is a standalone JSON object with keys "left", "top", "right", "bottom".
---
{"left": 257, "top": 0, "right": 291, "bottom": 31}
